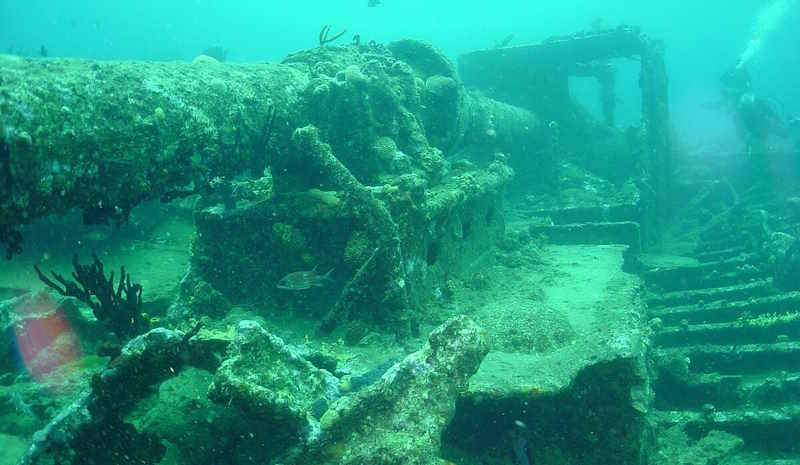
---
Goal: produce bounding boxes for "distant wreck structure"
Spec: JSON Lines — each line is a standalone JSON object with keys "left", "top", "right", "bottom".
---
{"left": 460, "top": 25, "right": 672, "bottom": 240}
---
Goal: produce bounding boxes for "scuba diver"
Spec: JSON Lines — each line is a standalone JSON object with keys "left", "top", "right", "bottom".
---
{"left": 720, "top": 66, "right": 790, "bottom": 157}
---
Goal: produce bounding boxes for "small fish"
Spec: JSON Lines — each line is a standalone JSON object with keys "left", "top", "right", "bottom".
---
{"left": 277, "top": 266, "right": 333, "bottom": 290}
{"left": 81, "top": 228, "right": 111, "bottom": 242}
{"left": 368, "top": 0, "right": 381, "bottom": 6}
{"left": 341, "top": 359, "right": 398, "bottom": 392}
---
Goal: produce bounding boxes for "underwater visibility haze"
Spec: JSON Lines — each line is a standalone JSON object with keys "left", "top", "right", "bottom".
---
{"left": 1, "top": 1, "right": 800, "bottom": 464}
